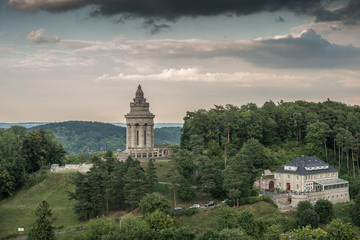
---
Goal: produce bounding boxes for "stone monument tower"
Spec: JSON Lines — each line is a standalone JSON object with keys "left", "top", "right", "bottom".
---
{"left": 125, "top": 85, "right": 155, "bottom": 151}
{"left": 120, "top": 85, "right": 173, "bottom": 160}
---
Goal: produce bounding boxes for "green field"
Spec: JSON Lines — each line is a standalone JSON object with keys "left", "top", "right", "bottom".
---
{"left": 0, "top": 172, "right": 81, "bottom": 239}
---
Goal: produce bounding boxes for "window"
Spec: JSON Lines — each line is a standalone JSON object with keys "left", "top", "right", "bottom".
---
{"left": 297, "top": 176, "right": 299, "bottom": 180}
{"left": 287, "top": 175, "right": 290, "bottom": 179}
{"left": 136, "top": 131, "right": 139, "bottom": 145}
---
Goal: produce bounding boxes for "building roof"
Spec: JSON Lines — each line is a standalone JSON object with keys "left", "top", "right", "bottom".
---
{"left": 274, "top": 156, "right": 338, "bottom": 175}
{"left": 314, "top": 178, "right": 348, "bottom": 186}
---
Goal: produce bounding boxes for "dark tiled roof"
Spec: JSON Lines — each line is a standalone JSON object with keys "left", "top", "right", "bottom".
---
{"left": 274, "top": 156, "right": 338, "bottom": 175}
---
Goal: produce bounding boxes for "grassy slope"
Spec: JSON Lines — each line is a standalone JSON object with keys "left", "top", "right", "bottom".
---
{"left": 0, "top": 172, "right": 80, "bottom": 238}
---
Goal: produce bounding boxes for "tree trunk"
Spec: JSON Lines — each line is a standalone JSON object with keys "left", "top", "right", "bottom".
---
{"left": 224, "top": 150, "right": 227, "bottom": 168}
{"left": 341, "top": 144, "right": 344, "bottom": 165}
{"left": 324, "top": 140, "right": 328, "bottom": 163}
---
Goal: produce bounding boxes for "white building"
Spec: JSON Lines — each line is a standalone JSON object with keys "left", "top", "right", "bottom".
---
{"left": 262, "top": 156, "right": 349, "bottom": 206}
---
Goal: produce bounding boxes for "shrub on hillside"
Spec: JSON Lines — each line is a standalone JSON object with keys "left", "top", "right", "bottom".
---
{"left": 139, "top": 192, "right": 171, "bottom": 215}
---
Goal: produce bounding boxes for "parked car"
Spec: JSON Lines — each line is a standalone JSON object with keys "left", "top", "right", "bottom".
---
{"left": 189, "top": 204, "right": 200, "bottom": 209}
{"left": 222, "top": 199, "right": 234, "bottom": 207}
{"left": 205, "top": 200, "right": 217, "bottom": 207}
{"left": 173, "top": 206, "right": 183, "bottom": 211}
{"left": 172, "top": 206, "right": 184, "bottom": 216}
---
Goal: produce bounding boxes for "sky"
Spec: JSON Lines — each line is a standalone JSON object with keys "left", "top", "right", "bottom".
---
{"left": 1, "top": 0, "right": 360, "bottom": 123}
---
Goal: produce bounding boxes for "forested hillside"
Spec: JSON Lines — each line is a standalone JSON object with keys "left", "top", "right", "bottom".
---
{"left": 30, "top": 121, "right": 181, "bottom": 154}
{"left": 31, "top": 121, "right": 126, "bottom": 154}
{"left": 181, "top": 99, "right": 360, "bottom": 175}
{"left": 0, "top": 127, "right": 66, "bottom": 199}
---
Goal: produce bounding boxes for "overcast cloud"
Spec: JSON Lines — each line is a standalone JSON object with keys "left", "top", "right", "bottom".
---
{"left": 2, "top": 1, "right": 360, "bottom": 122}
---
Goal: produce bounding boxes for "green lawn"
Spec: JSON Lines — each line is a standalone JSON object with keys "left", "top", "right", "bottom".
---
{"left": 0, "top": 172, "right": 81, "bottom": 239}
{"left": 141, "top": 159, "right": 175, "bottom": 183}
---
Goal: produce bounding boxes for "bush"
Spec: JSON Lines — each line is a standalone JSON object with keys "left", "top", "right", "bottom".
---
{"left": 25, "top": 167, "right": 49, "bottom": 189}
{"left": 263, "top": 224, "right": 283, "bottom": 240}
{"left": 352, "top": 194, "right": 360, "bottom": 226}
{"left": 83, "top": 216, "right": 117, "bottom": 240}
{"left": 218, "top": 228, "right": 254, "bottom": 240}
{"left": 297, "top": 200, "right": 313, "bottom": 218}
{"left": 184, "top": 207, "right": 197, "bottom": 216}
{"left": 144, "top": 210, "right": 175, "bottom": 231}
{"left": 158, "top": 227, "right": 195, "bottom": 240}
{"left": 139, "top": 192, "right": 171, "bottom": 215}
{"left": 290, "top": 225, "right": 327, "bottom": 240}
{"left": 327, "top": 218, "right": 357, "bottom": 240}
{"left": 314, "top": 199, "right": 333, "bottom": 224}
{"left": 298, "top": 209, "right": 319, "bottom": 228}
{"left": 197, "top": 229, "right": 219, "bottom": 240}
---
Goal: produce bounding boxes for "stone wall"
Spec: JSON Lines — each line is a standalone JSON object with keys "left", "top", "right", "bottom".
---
{"left": 50, "top": 163, "right": 92, "bottom": 173}
{"left": 290, "top": 187, "right": 350, "bottom": 206}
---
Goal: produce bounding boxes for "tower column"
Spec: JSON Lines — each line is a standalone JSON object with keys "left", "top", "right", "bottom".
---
{"left": 139, "top": 125, "right": 144, "bottom": 147}
{"left": 146, "top": 125, "right": 152, "bottom": 147}
{"left": 131, "top": 124, "right": 136, "bottom": 148}
{"left": 151, "top": 124, "right": 154, "bottom": 147}
{"left": 126, "top": 124, "right": 131, "bottom": 150}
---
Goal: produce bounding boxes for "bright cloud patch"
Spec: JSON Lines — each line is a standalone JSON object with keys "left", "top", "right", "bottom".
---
{"left": 26, "top": 28, "right": 60, "bottom": 44}
{"left": 8, "top": 0, "right": 85, "bottom": 12}
{"left": 96, "top": 68, "right": 311, "bottom": 87}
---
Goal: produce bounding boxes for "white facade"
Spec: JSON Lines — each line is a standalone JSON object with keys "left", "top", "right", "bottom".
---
{"left": 262, "top": 156, "right": 350, "bottom": 207}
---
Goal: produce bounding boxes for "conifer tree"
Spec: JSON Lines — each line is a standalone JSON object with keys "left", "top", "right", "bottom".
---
{"left": 124, "top": 160, "right": 149, "bottom": 210}
{"left": 146, "top": 159, "right": 157, "bottom": 190}
{"left": 28, "top": 201, "right": 55, "bottom": 240}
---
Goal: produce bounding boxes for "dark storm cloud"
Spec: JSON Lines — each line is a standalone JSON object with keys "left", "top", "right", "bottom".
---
{"left": 314, "top": 0, "right": 360, "bottom": 24}
{"left": 243, "top": 29, "right": 360, "bottom": 68}
{"left": 8, "top": 0, "right": 360, "bottom": 25}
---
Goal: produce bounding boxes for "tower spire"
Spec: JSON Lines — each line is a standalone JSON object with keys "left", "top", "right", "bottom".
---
{"left": 134, "top": 84, "right": 145, "bottom": 103}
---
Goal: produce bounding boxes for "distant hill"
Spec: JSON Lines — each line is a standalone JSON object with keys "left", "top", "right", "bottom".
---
{"left": 29, "top": 121, "right": 181, "bottom": 154}
{"left": 0, "top": 122, "right": 183, "bottom": 129}
{"left": 30, "top": 121, "right": 126, "bottom": 154}
{"left": 0, "top": 122, "right": 48, "bottom": 129}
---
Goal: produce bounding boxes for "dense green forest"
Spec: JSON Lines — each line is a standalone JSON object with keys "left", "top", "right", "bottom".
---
{"left": 181, "top": 99, "right": 360, "bottom": 176}
{"left": 30, "top": 121, "right": 181, "bottom": 154}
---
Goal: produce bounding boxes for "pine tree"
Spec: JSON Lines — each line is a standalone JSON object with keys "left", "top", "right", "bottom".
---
{"left": 124, "top": 160, "right": 149, "bottom": 210}
{"left": 146, "top": 159, "right": 157, "bottom": 190}
{"left": 28, "top": 201, "right": 55, "bottom": 240}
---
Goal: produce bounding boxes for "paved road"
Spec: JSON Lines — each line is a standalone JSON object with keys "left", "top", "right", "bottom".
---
{"left": 16, "top": 227, "right": 86, "bottom": 240}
